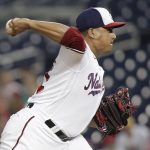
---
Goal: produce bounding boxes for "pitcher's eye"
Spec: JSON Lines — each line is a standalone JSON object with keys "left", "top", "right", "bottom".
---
{"left": 103, "top": 27, "right": 113, "bottom": 33}
{"left": 107, "top": 28, "right": 113, "bottom": 33}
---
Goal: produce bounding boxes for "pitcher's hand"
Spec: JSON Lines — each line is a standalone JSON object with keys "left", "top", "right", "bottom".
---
{"left": 6, "top": 18, "right": 30, "bottom": 36}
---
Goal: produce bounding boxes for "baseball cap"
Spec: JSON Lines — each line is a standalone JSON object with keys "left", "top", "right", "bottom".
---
{"left": 76, "top": 7, "right": 126, "bottom": 31}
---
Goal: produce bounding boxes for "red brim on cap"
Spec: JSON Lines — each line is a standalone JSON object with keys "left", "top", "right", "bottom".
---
{"left": 104, "top": 22, "right": 126, "bottom": 28}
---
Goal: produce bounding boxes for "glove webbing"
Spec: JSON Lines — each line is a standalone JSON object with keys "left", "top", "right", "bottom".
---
{"left": 101, "top": 109, "right": 119, "bottom": 134}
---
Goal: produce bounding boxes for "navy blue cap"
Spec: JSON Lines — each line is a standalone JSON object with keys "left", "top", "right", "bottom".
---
{"left": 76, "top": 7, "right": 126, "bottom": 32}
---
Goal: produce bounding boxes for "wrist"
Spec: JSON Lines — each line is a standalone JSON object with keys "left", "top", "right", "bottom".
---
{"left": 21, "top": 18, "right": 31, "bottom": 29}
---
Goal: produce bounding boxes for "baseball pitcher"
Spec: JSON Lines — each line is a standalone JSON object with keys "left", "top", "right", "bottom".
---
{"left": 0, "top": 7, "right": 134, "bottom": 150}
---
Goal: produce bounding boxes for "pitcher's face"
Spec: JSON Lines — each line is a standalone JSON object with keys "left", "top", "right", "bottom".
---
{"left": 91, "top": 27, "right": 116, "bottom": 56}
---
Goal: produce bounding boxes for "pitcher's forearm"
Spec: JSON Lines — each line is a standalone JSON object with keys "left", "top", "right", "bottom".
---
{"left": 6, "top": 18, "right": 69, "bottom": 43}
{"left": 28, "top": 20, "right": 69, "bottom": 43}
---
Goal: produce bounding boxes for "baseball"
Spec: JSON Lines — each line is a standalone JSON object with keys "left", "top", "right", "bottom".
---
{"left": 6, "top": 19, "right": 14, "bottom": 35}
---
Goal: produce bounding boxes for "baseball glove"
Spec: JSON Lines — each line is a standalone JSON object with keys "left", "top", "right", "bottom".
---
{"left": 93, "top": 87, "right": 135, "bottom": 136}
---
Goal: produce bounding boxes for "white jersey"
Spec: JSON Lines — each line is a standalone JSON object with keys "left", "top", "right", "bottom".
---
{"left": 28, "top": 27, "right": 105, "bottom": 137}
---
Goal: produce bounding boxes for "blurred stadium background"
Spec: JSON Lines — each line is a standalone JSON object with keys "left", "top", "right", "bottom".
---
{"left": 0, "top": 0, "right": 150, "bottom": 150}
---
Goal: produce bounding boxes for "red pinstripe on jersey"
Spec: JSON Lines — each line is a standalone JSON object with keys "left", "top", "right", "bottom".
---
{"left": 12, "top": 116, "right": 35, "bottom": 150}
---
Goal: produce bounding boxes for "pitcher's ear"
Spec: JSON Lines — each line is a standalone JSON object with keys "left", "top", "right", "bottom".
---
{"left": 87, "top": 28, "right": 101, "bottom": 39}
{"left": 87, "top": 28, "right": 95, "bottom": 39}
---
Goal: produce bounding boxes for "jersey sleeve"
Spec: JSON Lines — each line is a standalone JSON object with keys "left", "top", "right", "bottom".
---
{"left": 60, "top": 27, "right": 86, "bottom": 53}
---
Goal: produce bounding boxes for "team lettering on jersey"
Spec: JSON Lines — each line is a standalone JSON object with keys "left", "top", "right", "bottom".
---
{"left": 84, "top": 73, "right": 105, "bottom": 96}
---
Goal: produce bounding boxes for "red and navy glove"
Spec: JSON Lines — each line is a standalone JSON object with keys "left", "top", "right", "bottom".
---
{"left": 93, "top": 87, "right": 135, "bottom": 135}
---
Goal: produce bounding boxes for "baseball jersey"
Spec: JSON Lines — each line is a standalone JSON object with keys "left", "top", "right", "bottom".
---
{"left": 28, "top": 27, "right": 105, "bottom": 137}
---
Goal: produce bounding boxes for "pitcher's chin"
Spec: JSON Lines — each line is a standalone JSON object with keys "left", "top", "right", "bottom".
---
{"left": 103, "top": 46, "right": 113, "bottom": 54}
